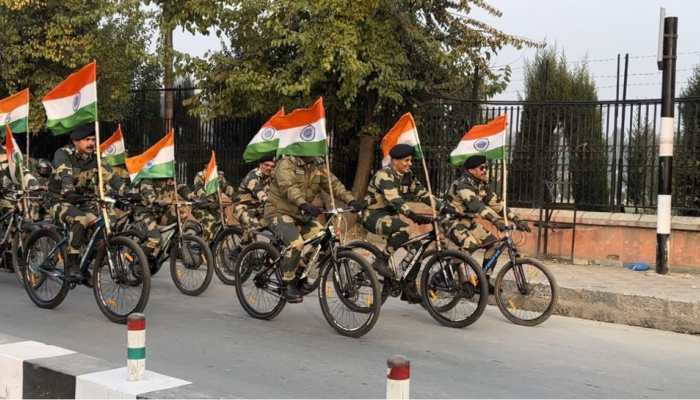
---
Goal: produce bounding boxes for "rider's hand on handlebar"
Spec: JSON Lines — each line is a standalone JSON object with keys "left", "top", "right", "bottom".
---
{"left": 349, "top": 199, "right": 366, "bottom": 211}
{"left": 299, "top": 202, "right": 321, "bottom": 218}
{"left": 515, "top": 219, "right": 531, "bottom": 232}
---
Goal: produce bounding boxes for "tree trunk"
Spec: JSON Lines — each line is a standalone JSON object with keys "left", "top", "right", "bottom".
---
{"left": 351, "top": 134, "right": 376, "bottom": 199}
{"left": 162, "top": 12, "right": 174, "bottom": 132}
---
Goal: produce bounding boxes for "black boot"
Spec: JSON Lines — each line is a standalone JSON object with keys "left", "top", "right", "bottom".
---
{"left": 284, "top": 281, "right": 304, "bottom": 303}
{"left": 66, "top": 254, "right": 83, "bottom": 281}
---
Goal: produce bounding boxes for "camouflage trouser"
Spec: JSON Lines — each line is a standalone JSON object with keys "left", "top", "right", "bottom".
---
{"left": 444, "top": 218, "right": 498, "bottom": 264}
{"left": 133, "top": 211, "right": 163, "bottom": 259}
{"left": 362, "top": 210, "right": 411, "bottom": 254}
{"left": 191, "top": 207, "right": 218, "bottom": 242}
{"left": 267, "top": 214, "right": 323, "bottom": 282}
{"left": 52, "top": 203, "right": 98, "bottom": 255}
{"left": 233, "top": 203, "right": 263, "bottom": 243}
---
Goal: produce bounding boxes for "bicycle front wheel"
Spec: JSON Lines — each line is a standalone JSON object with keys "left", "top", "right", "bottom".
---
{"left": 494, "top": 258, "right": 558, "bottom": 326}
{"left": 170, "top": 234, "right": 214, "bottom": 296}
{"left": 93, "top": 235, "right": 151, "bottom": 324}
{"left": 22, "top": 228, "right": 69, "bottom": 309}
{"left": 420, "top": 249, "right": 488, "bottom": 328}
{"left": 318, "top": 250, "right": 381, "bottom": 338}
{"left": 234, "top": 241, "right": 286, "bottom": 320}
{"left": 212, "top": 227, "right": 243, "bottom": 285}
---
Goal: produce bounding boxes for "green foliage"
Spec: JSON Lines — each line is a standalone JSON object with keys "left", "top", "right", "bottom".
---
{"left": 0, "top": 0, "right": 158, "bottom": 132}
{"left": 626, "top": 117, "right": 654, "bottom": 211}
{"left": 511, "top": 46, "right": 609, "bottom": 209}
{"left": 676, "top": 65, "right": 700, "bottom": 215}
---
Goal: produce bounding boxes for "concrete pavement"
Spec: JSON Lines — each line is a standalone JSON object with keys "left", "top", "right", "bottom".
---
{"left": 1, "top": 271, "right": 700, "bottom": 398}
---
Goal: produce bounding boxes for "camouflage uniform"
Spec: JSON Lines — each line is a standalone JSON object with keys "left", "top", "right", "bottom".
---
{"left": 233, "top": 167, "right": 270, "bottom": 234}
{"left": 132, "top": 178, "right": 182, "bottom": 258}
{"left": 26, "top": 157, "right": 53, "bottom": 221}
{"left": 265, "top": 156, "right": 354, "bottom": 282}
{"left": 50, "top": 145, "right": 125, "bottom": 255}
{"left": 191, "top": 170, "right": 235, "bottom": 241}
{"left": 442, "top": 172, "right": 520, "bottom": 261}
{"left": 362, "top": 166, "right": 432, "bottom": 253}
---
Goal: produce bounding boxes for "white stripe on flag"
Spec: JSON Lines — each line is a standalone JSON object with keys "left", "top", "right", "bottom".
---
{"left": 42, "top": 81, "right": 97, "bottom": 120}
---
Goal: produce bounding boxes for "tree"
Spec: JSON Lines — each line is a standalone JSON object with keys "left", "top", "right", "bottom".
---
{"left": 0, "top": 0, "right": 155, "bottom": 131}
{"left": 187, "top": 0, "right": 536, "bottom": 197}
{"left": 626, "top": 117, "right": 654, "bottom": 212}
{"left": 510, "top": 46, "right": 609, "bottom": 210}
{"left": 676, "top": 65, "right": 700, "bottom": 215}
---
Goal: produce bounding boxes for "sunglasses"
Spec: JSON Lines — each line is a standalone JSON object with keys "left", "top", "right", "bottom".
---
{"left": 477, "top": 165, "right": 487, "bottom": 171}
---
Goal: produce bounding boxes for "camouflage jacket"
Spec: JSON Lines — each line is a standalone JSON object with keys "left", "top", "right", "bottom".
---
{"left": 50, "top": 145, "right": 125, "bottom": 196}
{"left": 193, "top": 170, "right": 235, "bottom": 200}
{"left": 265, "top": 156, "right": 354, "bottom": 218}
{"left": 1, "top": 146, "right": 38, "bottom": 192}
{"left": 443, "top": 172, "right": 517, "bottom": 225}
{"left": 137, "top": 178, "right": 193, "bottom": 207}
{"left": 234, "top": 167, "right": 270, "bottom": 206}
{"left": 365, "top": 166, "right": 431, "bottom": 217}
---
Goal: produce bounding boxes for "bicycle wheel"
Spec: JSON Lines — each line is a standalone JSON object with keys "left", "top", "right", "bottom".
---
{"left": 345, "top": 241, "right": 392, "bottom": 305}
{"left": 234, "top": 241, "right": 286, "bottom": 320}
{"left": 93, "top": 236, "right": 151, "bottom": 324}
{"left": 494, "top": 258, "right": 558, "bottom": 326}
{"left": 22, "top": 228, "right": 69, "bottom": 309}
{"left": 420, "top": 249, "right": 488, "bottom": 328}
{"left": 11, "top": 230, "right": 25, "bottom": 285}
{"left": 212, "top": 227, "right": 243, "bottom": 285}
{"left": 120, "top": 228, "right": 161, "bottom": 276}
{"left": 170, "top": 234, "right": 214, "bottom": 296}
{"left": 318, "top": 250, "right": 381, "bottom": 338}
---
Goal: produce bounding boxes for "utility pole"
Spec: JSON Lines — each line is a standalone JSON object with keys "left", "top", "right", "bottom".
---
{"left": 656, "top": 9, "right": 678, "bottom": 274}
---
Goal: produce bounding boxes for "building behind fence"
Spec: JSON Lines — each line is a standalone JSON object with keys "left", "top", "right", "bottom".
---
{"left": 27, "top": 90, "right": 700, "bottom": 216}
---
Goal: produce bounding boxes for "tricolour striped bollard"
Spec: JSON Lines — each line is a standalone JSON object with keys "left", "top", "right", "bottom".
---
{"left": 387, "top": 355, "right": 410, "bottom": 400}
{"left": 127, "top": 313, "right": 146, "bottom": 381}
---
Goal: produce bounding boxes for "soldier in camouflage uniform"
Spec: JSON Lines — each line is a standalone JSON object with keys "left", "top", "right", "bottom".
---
{"left": 233, "top": 156, "right": 275, "bottom": 236}
{"left": 26, "top": 158, "right": 53, "bottom": 221}
{"left": 362, "top": 144, "right": 434, "bottom": 255}
{"left": 50, "top": 125, "right": 126, "bottom": 277}
{"left": 132, "top": 177, "right": 186, "bottom": 258}
{"left": 265, "top": 155, "right": 360, "bottom": 302}
{"left": 442, "top": 154, "right": 529, "bottom": 273}
{"left": 191, "top": 164, "right": 236, "bottom": 242}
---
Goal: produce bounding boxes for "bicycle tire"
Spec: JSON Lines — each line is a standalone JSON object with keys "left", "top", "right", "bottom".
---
{"left": 11, "top": 231, "right": 24, "bottom": 286}
{"left": 318, "top": 250, "right": 381, "bottom": 338}
{"left": 420, "top": 249, "right": 488, "bottom": 328}
{"left": 92, "top": 235, "right": 151, "bottom": 324}
{"left": 170, "top": 234, "right": 214, "bottom": 296}
{"left": 120, "top": 229, "right": 161, "bottom": 276}
{"left": 494, "top": 258, "right": 558, "bottom": 326}
{"left": 212, "top": 226, "right": 243, "bottom": 285}
{"left": 22, "top": 228, "right": 69, "bottom": 309}
{"left": 234, "top": 241, "right": 286, "bottom": 320}
{"left": 344, "top": 241, "right": 392, "bottom": 305}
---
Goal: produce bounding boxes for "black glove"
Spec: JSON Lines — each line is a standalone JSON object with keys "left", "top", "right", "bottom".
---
{"left": 494, "top": 219, "right": 508, "bottom": 232}
{"left": 408, "top": 212, "right": 433, "bottom": 225}
{"left": 515, "top": 219, "right": 531, "bottom": 232}
{"left": 299, "top": 203, "right": 321, "bottom": 218}
{"left": 349, "top": 199, "right": 366, "bottom": 210}
{"left": 63, "top": 191, "right": 83, "bottom": 203}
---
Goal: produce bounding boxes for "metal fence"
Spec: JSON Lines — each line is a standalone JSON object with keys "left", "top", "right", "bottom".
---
{"left": 27, "top": 91, "right": 700, "bottom": 215}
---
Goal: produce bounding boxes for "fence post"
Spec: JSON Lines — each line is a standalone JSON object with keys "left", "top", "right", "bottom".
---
{"left": 127, "top": 313, "right": 146, "bottom": 381}
{"left": 387, "top": 355, "right": 410, "bottom": 400}
{"left": 656, "top": 14, "right": 678, "bottom": 274}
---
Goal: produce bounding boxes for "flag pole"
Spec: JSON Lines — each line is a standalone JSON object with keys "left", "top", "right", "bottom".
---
{"left": 92, "top": 62, "right": 111, "bottom": 233}
{"left": 325, "top": 131, "right": 337, "bottom": 212}
{"left": 169, "top": 129, "right": 184, "bottom": 237}
{"left": 412, "top": 131, "right": 441, "bottom": 251}
{"left": 502, "top": 147, "right": 509, "bottom": 226}
{"left": 25, "top": 91, "right": 30, "bottom": 170}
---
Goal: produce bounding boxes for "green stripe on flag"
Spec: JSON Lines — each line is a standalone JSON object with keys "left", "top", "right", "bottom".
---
{"left": 204, "top": 176, "right": 219, "bottom": 196}
{"left": 46, "top": 103, "right": 97, "bottom": 135}
{"left": 127, "top": 347, "right": 146, "bottom": 359}
{"left": 0, "top": 119, "right": 28, "bottom": 135}
{"left": 104, "top": 153, "right": 125, "bottom": 166}
{"left": 131, "top": 161, "right": 175, "bottom": 184}
{"left": 243, "top": 139, "right": 278, "bottom": 163}
{"left": 276, "top": 140, "right": 327, "bottom": 157}
{"left": 449, "top": 147, "right": 504, "bottom": 166}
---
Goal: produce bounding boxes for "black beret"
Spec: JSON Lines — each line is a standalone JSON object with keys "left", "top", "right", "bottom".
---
{"left": 389, "top": 144, "right": 414, "bottom": 159}
{"left": 70, "top": 124, "right": 95, "bottom": 141}
{"left": 258, "top": 154, "right": 275, "bottom": 163}
{"left": 462, "top": 154, "right": 487, "bottom": 169}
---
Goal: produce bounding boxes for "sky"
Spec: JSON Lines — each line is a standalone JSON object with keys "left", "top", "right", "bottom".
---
{"left": 172, "top": 0, "right": 700, "bottom": 101}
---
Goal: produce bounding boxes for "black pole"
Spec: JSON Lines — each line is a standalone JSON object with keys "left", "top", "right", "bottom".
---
{"left": 657, "top": 17, "right": 678, "bottom": 274}
{"left": 616, "top": 54, "right": 629, "bottom": 206}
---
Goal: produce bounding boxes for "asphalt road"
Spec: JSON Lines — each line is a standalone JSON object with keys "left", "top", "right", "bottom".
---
{"left": 1, "top": 270, "right": 699, "bottom": 398}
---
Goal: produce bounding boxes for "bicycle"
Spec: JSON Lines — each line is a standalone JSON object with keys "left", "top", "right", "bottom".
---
{"left": 347, "top": 217, "right": 489, "bottom": 329}
{"left": 121, "top": 200, "right": 215, "bottom": 296}
{"left": 233, "top": 207, "right": 382, "bottom": 338}
{"left": 471, "top": 224, "right": 559, "bottom": 326}
{"left": 0, "top": 189, "right": 47, "bottom": 285}
{"left": 21, "top": 194, "right": 150, "bottom": 324}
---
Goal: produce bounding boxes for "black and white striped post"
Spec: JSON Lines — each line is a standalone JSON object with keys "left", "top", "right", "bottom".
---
{"left": 656, "top": 10, "right": 678, "bottom": 275}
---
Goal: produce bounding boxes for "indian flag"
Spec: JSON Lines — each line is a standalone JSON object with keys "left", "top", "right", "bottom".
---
{"left": 42, "top": 62, "right": 97, "bottom": 135}
{"left": 243, "top": 108, "right": 284, "bottom": 163}
{"left": 204, "top": 151, "right": 220, "bottom": 195}
{"left": 125, "top": 129, "right": 175, "bottom": 183}
{"left": 5, "top": 126, "right": 23, "bottom": 185}
{"left": 274, "top": 98, "right": 327, "bottom": 157}
{"left": 449, "top": 115, "right": 506, "bottom": 166}
{"left": 0, "top": 89, "right": 29, "bottom": 134}
{"left": 100, "top": 125, "right": 126, "bottom": 166}
{"left": 380, "top": 112, "right": 423, "bottom": 166}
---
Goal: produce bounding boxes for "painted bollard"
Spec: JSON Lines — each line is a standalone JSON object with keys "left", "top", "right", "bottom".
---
{"left": 387, "top": 355, "right": 410, "bottom": 400}
{"left": 127, "top": 313, "right": 146, "bottom": 381}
